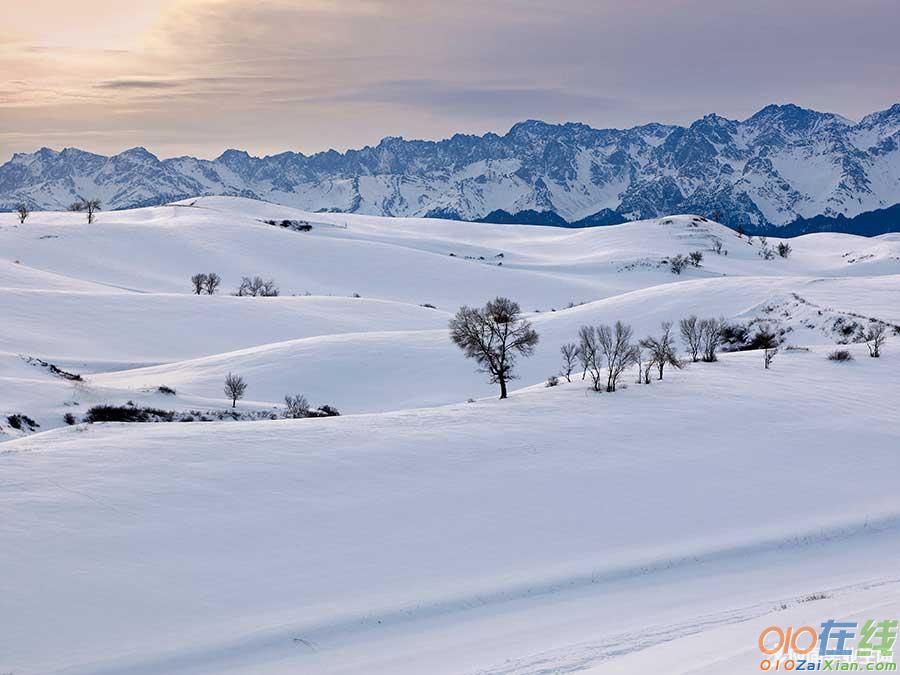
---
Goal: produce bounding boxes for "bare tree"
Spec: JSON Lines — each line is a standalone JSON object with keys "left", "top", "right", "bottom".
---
{"left": 640, "top": 321, "right": 681, "bottom": 380}
{"left": 72, "top": 199, "right": 101, "bottom": 223}
{"left": 577, "top": 326, "right": 594, "bottom": 381}
{"left": 284, "top": 394, "right": 310, "bottom": 418}
{"left": 449, "top": 297, "right": 539, "bottom": 399}
{"left": 754, "top": 326, "right": 779, "bottom": 369}
{"left": 16, "top": 205, "right": 29, "bottom": 224}
{"left": 578, "top": 325, "right": 604, "bottom": 391}
{"left": 203, "top": 272, "right": 221, "bottom": 295}
{"left": 560, "top": 343, "right": 580, "bottom": 383}
{"left": 700, "top": 317, "right": 724, "bottom": 362}
{"left": 712, "top": 239, "right": 724, "bottom": 255}
{"left": 777, "top": 242, "right": 792, "bottom": 258}
{"left": 191, "top": 273, "right": 207, "bottom": 294}
{"left": 679, "top": 315, "right": 702, "bottom": 362}
{"left": 236, "top": 276, "right": 279, "bottom": 297}
{"left": 597, "top": 321, "right": 637, "bottom": 392}
{"left": 224, "top": 372, "right": 247, "bottom": 407}
{"left": 864, "top": 323, "right": 887, "bottom": 358}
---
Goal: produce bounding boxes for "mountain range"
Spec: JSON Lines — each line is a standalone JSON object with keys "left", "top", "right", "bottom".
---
{"left": 2, "top": 103, "right": 900, "bottom": 233}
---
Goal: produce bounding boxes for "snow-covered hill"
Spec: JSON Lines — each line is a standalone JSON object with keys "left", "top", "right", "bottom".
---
{"left": 1, "top": 198, "right": 898, "bottom": 674}
{"left": 3, "top": 104, "right": 900, "bottom": 230}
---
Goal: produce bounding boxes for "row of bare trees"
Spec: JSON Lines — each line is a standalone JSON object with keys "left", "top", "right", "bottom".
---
{"left": 191, "top": 272, "right": 222, "bottom": 294}
{"left": 69, "top": 198, "right": 102, "bottom": 223}
{"left": 450, "top": 297, "right": 891, "bottom": 399}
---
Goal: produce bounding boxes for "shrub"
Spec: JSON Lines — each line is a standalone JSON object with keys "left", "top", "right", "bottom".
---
{"left": 63, "top": 412, "right": 77, "bottom": 425}
{"left": 688, "top": 250, "right": 703, "bottom": 267}
{"left": 84, "top": 405, "right": 174, "bottom": 423}
{"left": 545, "top": 375, "right": 559, "bottom": 387}
{"left": 157, "top": 385, "right": 177, "bottom": 395}
{"left": 313, "top": 405, "right": 341, "bottom": 417}
{"left": 284, "top": 394, "right": 311, "bottom": 418}
{"left": 777, "top": 242, "right": 792, "bottom": 258}
{"left": 669, "top": 255, "right": 689, "bottom": 274}
{"left": 827, "top": 349, "right": 853, "bottom": 362}
{"left": 7, "top": 414, "right": 39, "bottom": 431}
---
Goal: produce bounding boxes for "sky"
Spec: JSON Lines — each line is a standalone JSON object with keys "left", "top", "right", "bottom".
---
{"left": 1, "top": 0, "right": 898, "bottom": 162}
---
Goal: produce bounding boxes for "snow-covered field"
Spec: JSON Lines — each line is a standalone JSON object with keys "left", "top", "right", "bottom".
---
{"left": 1, "top": 197, "right": 898, "bottom": 674}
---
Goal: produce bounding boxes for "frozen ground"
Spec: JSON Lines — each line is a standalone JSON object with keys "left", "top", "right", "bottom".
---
{"left": 1, "top": 198, "right": 898, "bottom": 674}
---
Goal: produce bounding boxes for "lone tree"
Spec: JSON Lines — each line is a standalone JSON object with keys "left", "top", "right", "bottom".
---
{"left": 577, "top": 325, "right": 604, "bottom": 391}
{"left": 754, "top": 326, "right": 779, "bottom": 369}
{"left": 864, "top": 323, "right": 887, "bottom": 358}
{"left": 224, "top": 372, "right": 247, "bottom": 407}
{"left": 191, "top": 273, "right": 207, "bottom": 294}
{"left": 449, "top": 297, "right": 539, "bottom": 399}
{"left": 597, "top": 321, "right": 637, "bottom": 392}
{"left": 560, "top": 342, "right": 580, "bottom": 383}
{"left": 16, "top": 205, "right": 29, "bottom": 224}
{"left": 699, "top": 317, "right": 724, "bottom": 362}
{"left": 679, "top": 315, "right": 702, "bottom": 362}
{"left": 203, "top": 272, "right": 221, "bottom": 295}
{"left": 639, "top": 321, "right": 682, "bottom": 380}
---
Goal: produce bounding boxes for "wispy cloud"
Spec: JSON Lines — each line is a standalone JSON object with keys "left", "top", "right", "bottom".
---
{"left": 2, "top": 0, "right": 899, "bottom": 161}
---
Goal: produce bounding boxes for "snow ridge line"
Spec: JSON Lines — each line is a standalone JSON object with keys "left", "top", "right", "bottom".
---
{"left": 50, "top": 511, "right": 900, "bottom": 675}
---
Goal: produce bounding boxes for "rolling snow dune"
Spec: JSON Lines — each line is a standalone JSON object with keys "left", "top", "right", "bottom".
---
{"left": 1, "top": 196, "right": 899, "bottom": 674}
{"left": 90, "top": 275, "right": 899, "bottom": 413}
{"left": 0, "top": 290, "right": 448, "bottom": 364}
{"left": 2, "top": 345, "right": 899, "bottom": 675}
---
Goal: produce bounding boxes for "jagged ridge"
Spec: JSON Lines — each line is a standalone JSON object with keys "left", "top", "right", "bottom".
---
{"left": 2, "top": 103, "right": 900, "bottom": 230}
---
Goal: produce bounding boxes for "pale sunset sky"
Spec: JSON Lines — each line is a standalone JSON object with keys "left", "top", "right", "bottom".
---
{"left": 2, "top": 0, "right": 898, "bottom": 161}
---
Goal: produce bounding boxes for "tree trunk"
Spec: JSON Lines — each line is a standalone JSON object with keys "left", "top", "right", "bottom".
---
{"left": 499, "top": 377, "right": 508, "bottom": 399}
{"left": 232, "top": 398, "right": 236, "bottom": 408}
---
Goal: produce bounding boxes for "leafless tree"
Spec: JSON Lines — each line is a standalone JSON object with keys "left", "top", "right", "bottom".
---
{"left": 777, "top": 242, "right": 792, "bottom": 258}
{"left": 700, "top": 317, "right": 724, "bottom": 362}
{"left": 191, "top": 273, "right": 207, "bottom": 294}
{"left": 236, "top": 276, "right": 279, "bottom": 297}
{"left": 449, "top": 297, "right": 539, "bottom": 399}
{"left": 680, "top": 315, "right": 702, "bottom": 362}
{"left": 560, "top": 342, "right": 580, "bottom": 383}
{"left": 577, "top": 325, "right": 594, "bottom": 381}
{"left": 224, "top": 372, "right": 247, "bottom": 407}
{"left": 754, "top": 326, "right": 779, "bottom": 369}
{"left": 578, "top": 325, "right": 604, "bottom": 391}
{"left": 16, "top": 205, "right": 29, "bottom": 224}
{"left": 688, "top": 250, "right": 703, "bottom": 267}
{"left": 712, "top": 239, "right": 724, "bottom": 255}
{"left": 284, "top": 394, "right": 310, "bottom": 418}
{"left": 203, "top": 272, "right": 221, "bottom": 295}
{"left": 640, "top": 321, "right": 682, "bottom": 380}
{"left": 864, "top": 323, "right": 887, "bottom": 358}
{"left": 597, "top": 321, "right": 637, "bottom": 392}
{"left": 71, "top": 198, "right": 101, "bottom": 223}
{"left": 669, "top": 255, "right": 689, "bottom": 274}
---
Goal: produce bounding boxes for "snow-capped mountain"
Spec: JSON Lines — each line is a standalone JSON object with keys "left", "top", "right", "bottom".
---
{"left": 3, "top": 103, "right": 900, "bottom": 230}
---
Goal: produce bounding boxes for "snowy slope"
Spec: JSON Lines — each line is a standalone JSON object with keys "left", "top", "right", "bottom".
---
{"left": 1, "top": 197, "right": 898, "bottom": 674}
{"left": 2, "top": 346, "right": 899, "bottom": 675}
{"left": 3, "top": 103, "right": 900, "bottom": 228}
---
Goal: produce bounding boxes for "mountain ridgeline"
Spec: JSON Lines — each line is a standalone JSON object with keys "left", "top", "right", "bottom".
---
{"left": 3, "top": 103, "right": 900, "bottom": 234}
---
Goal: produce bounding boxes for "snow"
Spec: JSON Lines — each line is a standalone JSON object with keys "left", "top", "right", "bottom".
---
{"left": 1, "top": 197, "right": 898, "bottom": 674}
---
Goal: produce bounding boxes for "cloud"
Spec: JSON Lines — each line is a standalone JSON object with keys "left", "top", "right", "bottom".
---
{"left": 96, "top": 79, "right": 180, "bottom": 90}
{"left": 2, "top": 0, "right": 899, "bottom": 161}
